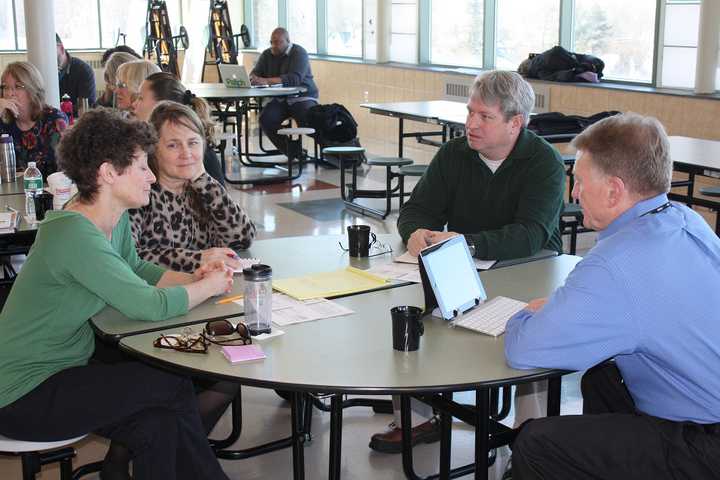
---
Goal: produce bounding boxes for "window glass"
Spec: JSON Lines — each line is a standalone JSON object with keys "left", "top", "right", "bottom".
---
{"left": 288, "top": 0, "right": 317, "bottom": 53}
{"left": 574, "top": 0, "right": 657, "bottom": 82}
{"left": 659, "top": 1, "right": 700, "bottom": 88}
{"left": 661, "top": 46, "right": 697, "bottom": 88}
{"left": 0, "top": 0, "right": 15, "bottom": 50}
{"left": 496, "top": 0, "right": 560, "bottom": 70}
{"left": 430, "top": 0, "right": 483, "bottom": 67}
{"left": 327, "top": 0, "right": 362, "bottom": 57}
{"left": 253, "top": 0, "right": 279, "bottom": 48}
{"left": 100, "top": 0, "right": 149, "bottom": 52}
{"left": 390, "top": 0, "right": 417, "bottom": 63}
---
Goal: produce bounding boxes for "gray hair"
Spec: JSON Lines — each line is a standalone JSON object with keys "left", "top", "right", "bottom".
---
{"left": 470, "top": 70, "right": 535, "bottom": 125}
{"left": 103, "top": 52, "right": 138, "bottom": 86}
{"left": 116, "top": 60, "right": 161, "bottom": 94}
{"left": 572, "top": 113, "right": 671, "bottom": 197}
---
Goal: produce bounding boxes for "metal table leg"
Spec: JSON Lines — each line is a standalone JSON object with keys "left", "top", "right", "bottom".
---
{"left": 328, "top": 394, "right": 344, "bottom": 480}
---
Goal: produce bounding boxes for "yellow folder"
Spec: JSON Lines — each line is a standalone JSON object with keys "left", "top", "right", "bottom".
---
{"left": 272, "top": 266, "right": 389, "bottom": 300}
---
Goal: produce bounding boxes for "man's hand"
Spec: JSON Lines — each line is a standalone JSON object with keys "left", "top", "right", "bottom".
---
{"left": 427, "top": 231, "right": 459, "bottom": 245}
{"left": 407, "top": 229, "right": 434, "bottom": 256}
{"left": 250, "top": 74, "right": 268, "bottom": 86}
{"left": 525, "top": 297, "right": 548, "bottom": 313}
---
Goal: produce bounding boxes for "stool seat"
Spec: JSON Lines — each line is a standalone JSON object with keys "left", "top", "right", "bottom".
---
{"left": 367, "top": 157, "right": 413, "bottom": 167}
{"left": 277, "top": 127, "right": 316, "bottom": 136}
{"left": 0, "top": 433, "right": 86, "bottom": 452}
{"left": 399, "top": 164, "right": 428, "bottom": 176}
{"left": 323, "top": 146, "right": 365, "bottom": 155}
{"left": 700, "top": 186, "right": 720, "bottom": 197}
{"left": 562, "top": 202, "right": 583, "bottom": 218}
{"left": 561, "top": 154, "right": 576, "bottom": 164}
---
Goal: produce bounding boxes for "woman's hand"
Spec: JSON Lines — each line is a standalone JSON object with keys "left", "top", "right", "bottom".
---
{"left": 192, "top": 260, "right": 227, "bottom": 281}
{"left": 200, "top": 247, "right": 242, "bottom": 270}
{"left": 0, "top": 98, "right": 19, "bottom": 118}
{"left": 200, "top": 268, "right": 234, "bottom": 297}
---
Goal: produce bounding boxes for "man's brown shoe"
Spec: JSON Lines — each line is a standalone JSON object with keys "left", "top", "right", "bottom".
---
{"left": 368, "top": 418, "right": 441, "bottom": 454}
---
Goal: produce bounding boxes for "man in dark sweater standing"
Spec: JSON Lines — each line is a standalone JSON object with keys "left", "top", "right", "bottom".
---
{"left": 369, "top": 71, "right": 566, "bottom": 455}
{"left": 250, "top": 27, "right": 318, "bottom": 156}
{"left": 56, "top": 34, "right": 96, "bottom": 114}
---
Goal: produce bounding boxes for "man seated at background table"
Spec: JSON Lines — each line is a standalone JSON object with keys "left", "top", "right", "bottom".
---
{"left": 57, "top": 33, "right": 96, "bottom": 113}
{"left": 504, "top": 113, "right": 720, "bottom": 479}
{"left": 250, "top": 27, "right": 319, "bottom": 156}
{"left": 370, "top": 71, "right": 565, "bottom": 454}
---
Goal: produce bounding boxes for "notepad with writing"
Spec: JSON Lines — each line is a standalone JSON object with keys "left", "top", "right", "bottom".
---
{"left": 221, "top": 344, "right": 266, "bottom": 364}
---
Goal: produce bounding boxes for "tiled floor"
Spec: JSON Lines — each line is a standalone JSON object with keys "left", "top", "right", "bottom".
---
{"left": 0, "top": 119, "right": 590, "bottom": 479}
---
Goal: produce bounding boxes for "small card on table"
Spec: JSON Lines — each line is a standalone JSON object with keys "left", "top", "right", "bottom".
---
{"left": 221, "top": 344, "right": 266, "bottom": 364}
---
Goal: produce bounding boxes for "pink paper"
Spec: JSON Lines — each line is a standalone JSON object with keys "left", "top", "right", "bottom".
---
{"left": 221, "top": 344, "right": 266, "bottom": 364}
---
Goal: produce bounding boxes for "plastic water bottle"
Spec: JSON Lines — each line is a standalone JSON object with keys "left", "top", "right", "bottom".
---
{"left": 23, "top": 162, "right": 43, "bottom": 220}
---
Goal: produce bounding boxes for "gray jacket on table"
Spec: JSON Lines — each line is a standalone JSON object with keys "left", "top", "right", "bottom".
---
{"left": 251, "top": 44, "right": 319, "bottom": 99}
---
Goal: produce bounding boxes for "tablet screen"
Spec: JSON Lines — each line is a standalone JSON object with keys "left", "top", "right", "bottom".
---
{"left": 421, "top": 236, "right": 487, "bottom": 320}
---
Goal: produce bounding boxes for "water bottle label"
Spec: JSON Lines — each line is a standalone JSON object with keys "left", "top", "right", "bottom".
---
{"left": 24, "top": 178, "right": 42, "bottom": 190}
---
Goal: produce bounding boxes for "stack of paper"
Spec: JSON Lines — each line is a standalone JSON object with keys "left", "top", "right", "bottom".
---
{"left": 0, "top": 212, "right": 17, "bottom": 234}
{"left": 364, "top": 262, "right": 421, "bottom": 283}
{"left": 233, "top": 292, "right": 355, "bottom": 326}
{"left": 394, "top": 251, "right": 497, "bottom": 270}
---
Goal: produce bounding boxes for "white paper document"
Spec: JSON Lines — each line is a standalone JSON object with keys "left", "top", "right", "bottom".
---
{"left": 233, "top": 258, "right": 261, "bottom": 273}
{"left": 233, "top": 293, "right": 355, "bottom": 326}
{"left": 365, "top": 262, "right": 422, "bottom": 283}
{"left": 394, "top": 251, "right": 496, "bottom": 270}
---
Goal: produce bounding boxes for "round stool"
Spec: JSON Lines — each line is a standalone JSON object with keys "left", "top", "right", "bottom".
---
{"left": 277, "top": 127, "right": 316, "bottom": 181}
{"left": 700, "top": 186, "right": 720, "bottom": 234}
{"left": 397, "top": 164, "right": 428, "bottom": 207}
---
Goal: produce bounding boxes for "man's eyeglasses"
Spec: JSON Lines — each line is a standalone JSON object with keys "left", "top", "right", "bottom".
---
{"left": 0, "top": 83, "right": 27, "bottom": 94}
{"left": 338, "top": 239, "right": 394, "bottom": 258}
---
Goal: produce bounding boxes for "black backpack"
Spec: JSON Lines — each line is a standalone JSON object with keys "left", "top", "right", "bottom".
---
{"left": 528, "top": 111, "right": 621, "bottom": 137}
{"left": 525, "top": 46, "right": 605, "bottom": 83}
{"left": 306, "top": 103, "right": 358, "bottom": 144}
{"left": 306, "top": 103, "right": 365, "bottom": 168}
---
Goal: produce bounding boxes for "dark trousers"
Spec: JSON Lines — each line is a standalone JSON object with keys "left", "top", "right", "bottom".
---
{"left": 0, "top": 362, "right": 229, "bottom": 480}
{"left": 259, "top": 98, "right": 316, "bottom": 156}
{"left": 512, "top": 362, "right": 720, "bottom": 479}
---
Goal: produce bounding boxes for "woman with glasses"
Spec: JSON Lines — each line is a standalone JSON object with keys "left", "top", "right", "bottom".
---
{"left": 133, "top": 71, "right": 224, "bottom": 184}
{"left": 130, "top": 101, "right": 255, "bottom": 272}
{"left": 96, "top": 51, "right": 139, "bottom": 108}
{"left": 0, "top": 61, "right": 67, "bottom": 177}
{"left": 0, "top": 108, "right": 232, "bottom": 480}
{"left": 114, "top": 59, "right": 160, "bottom": 112}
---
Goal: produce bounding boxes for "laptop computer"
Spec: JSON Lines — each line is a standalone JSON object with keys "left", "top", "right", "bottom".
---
{"left": 218, "top": 64, "right": 252, "bottom": 88}
{"left": 419, "top": 235, "right": 527, "bottom": 335}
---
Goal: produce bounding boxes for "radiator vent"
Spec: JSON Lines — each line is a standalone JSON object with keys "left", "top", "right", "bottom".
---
{"left": 87, "top": 58, "right": 104, "bottom": 69}
{"left": 531, "top": 83, "right": 551, "bottom": 113}
{"left": 443, "top": 75, "right": 474, "bottom": 101}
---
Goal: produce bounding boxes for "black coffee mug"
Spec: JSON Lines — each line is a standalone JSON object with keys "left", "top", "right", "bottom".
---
{"left": 347, "top": 225, "right": 377, "bottom": 257}
{"left": 391, "top": 306, "right": 425, "bottom": 352}
{"left": 33, "top": 192, "right": 54, "bottom": 221}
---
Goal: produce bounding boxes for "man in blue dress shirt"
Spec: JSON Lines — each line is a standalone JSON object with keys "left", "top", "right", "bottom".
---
{"left": 504, "top": 112, "right": 720, "bottom": 479}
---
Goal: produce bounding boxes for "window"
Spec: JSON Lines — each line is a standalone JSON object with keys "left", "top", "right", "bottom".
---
{"left": 253, "top": 0, "right": 279, "bottom": 48}
{"left": 100, "top": 0, "right": 149, "bottom": 52}
{"left": 390, "top": 0, "right": 417, "bottom": 63}
{"left": 288, "top": 0, "right": 317, "bottom": 54}
{"left": 327, "top": 0, "right": 362, "bottom": 57}
{"left": 660, "top": 0, "right": 700, "bottom": 88}
{"left": 430, "top": 0, "right": 483, "bottom": 67}
{"left": 496, "top": 0, "right": 560, "bottom": 70}
{"left": 574, "top": 0, "right": 656, "bottom": 83}
{"left": 0, "top": 0, "right": 16, "bottom": 50}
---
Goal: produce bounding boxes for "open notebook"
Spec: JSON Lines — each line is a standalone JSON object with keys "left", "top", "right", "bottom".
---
{"left": 419, "top": 236, "right": 527, "bottom": 336}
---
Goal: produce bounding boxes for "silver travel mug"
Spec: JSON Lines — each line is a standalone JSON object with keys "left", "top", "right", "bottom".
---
{"left": 0, "top": 134, "right": 17, "bottom": 183}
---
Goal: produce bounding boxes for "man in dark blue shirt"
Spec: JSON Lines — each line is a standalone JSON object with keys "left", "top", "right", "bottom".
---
{"left": 56, "top": 34, "right": 96, "bottom": 115}
{"left": 250, "top": 27, "right": 318, "bottom": 156}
